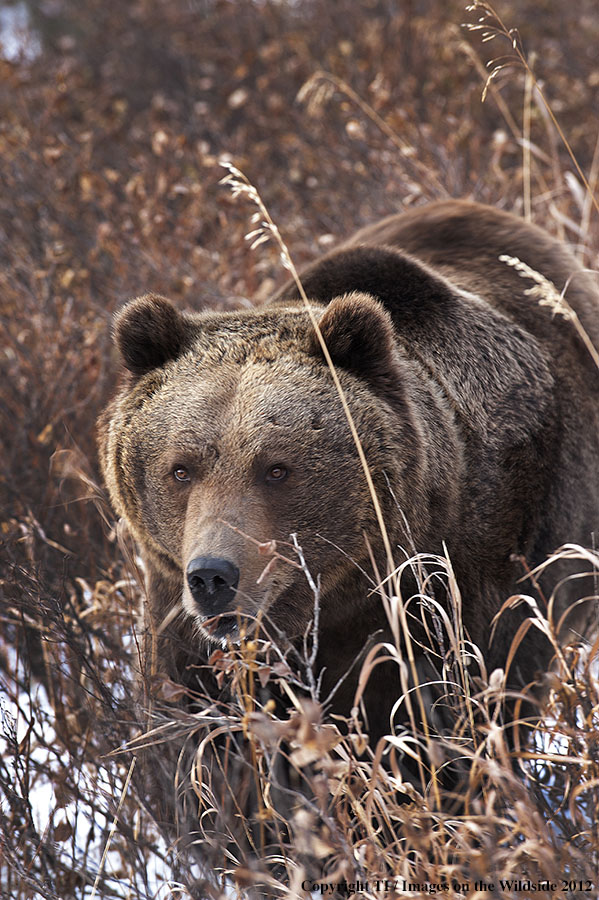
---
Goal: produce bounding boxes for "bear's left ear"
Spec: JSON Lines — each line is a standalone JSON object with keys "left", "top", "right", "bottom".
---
{"left": 114, "top": 294, "right": 190, "bottom": 376}
{"left": 309, "top": 292, "right": 400, "bottom": 389}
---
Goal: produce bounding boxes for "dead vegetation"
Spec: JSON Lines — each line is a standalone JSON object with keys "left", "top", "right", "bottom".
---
{"left": 1, "top": 1, "right": 599, "bottom": 897}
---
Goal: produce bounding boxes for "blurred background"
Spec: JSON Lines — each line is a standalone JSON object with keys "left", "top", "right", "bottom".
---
{"left": 1, "top": 1, "right": 598, "bottom": 897}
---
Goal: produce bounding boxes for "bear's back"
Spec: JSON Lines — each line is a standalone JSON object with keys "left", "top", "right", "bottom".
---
{"left": 347, "top": 200, "right": 599, "bottom": 355}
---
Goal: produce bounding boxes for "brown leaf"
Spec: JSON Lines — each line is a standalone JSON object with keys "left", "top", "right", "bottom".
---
{"left": 54, "top": 819, "right": 73, "bottom": 842}
{"left": 257, "top": 665, "right": 271, "bottom": 688}
{"left": 160, "top": 680, "right": 188, "bottom": 702}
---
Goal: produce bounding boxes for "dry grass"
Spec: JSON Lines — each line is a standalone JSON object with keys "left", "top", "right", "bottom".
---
{"left": 1, "top": 1, "right": 599, "bottom": 897}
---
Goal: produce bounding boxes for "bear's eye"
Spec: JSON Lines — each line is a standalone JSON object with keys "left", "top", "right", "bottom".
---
{"left": 172, "top": 466, "right": 191, "bottom": 483}
{"left": 265, "top": 464, "right": 288, "bottom": 483}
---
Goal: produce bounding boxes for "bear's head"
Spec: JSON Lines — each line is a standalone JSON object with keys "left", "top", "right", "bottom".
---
{"left": 100, "top": 293, "right": 428, "bottom": 648}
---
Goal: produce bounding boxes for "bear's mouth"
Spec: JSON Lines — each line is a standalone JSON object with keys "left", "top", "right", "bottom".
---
{"left": 202, "top": 613, "right": 244, "bottom": 647}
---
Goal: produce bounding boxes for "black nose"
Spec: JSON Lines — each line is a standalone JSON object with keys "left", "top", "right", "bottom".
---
{"left": 186, "top": 556, "right": 239, "bottom": 614}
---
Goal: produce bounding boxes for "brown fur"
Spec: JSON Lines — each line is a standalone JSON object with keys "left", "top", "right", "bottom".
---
{"left": 98, "top": 200, "right": 599, "bottom": 750}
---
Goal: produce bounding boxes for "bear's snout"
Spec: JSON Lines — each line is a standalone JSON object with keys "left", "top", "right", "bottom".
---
{"left": 186, "top": 556, "right": 240, "bottom": 616}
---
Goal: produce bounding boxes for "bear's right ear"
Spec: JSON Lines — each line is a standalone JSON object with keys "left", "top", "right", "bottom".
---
{"left": 114, "top": 294, "right": 189, "bottom": 376}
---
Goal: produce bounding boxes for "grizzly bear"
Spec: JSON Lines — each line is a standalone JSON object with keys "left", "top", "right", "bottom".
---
{"left": 98, "top": 200, "right": 599, "bottom": 754}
